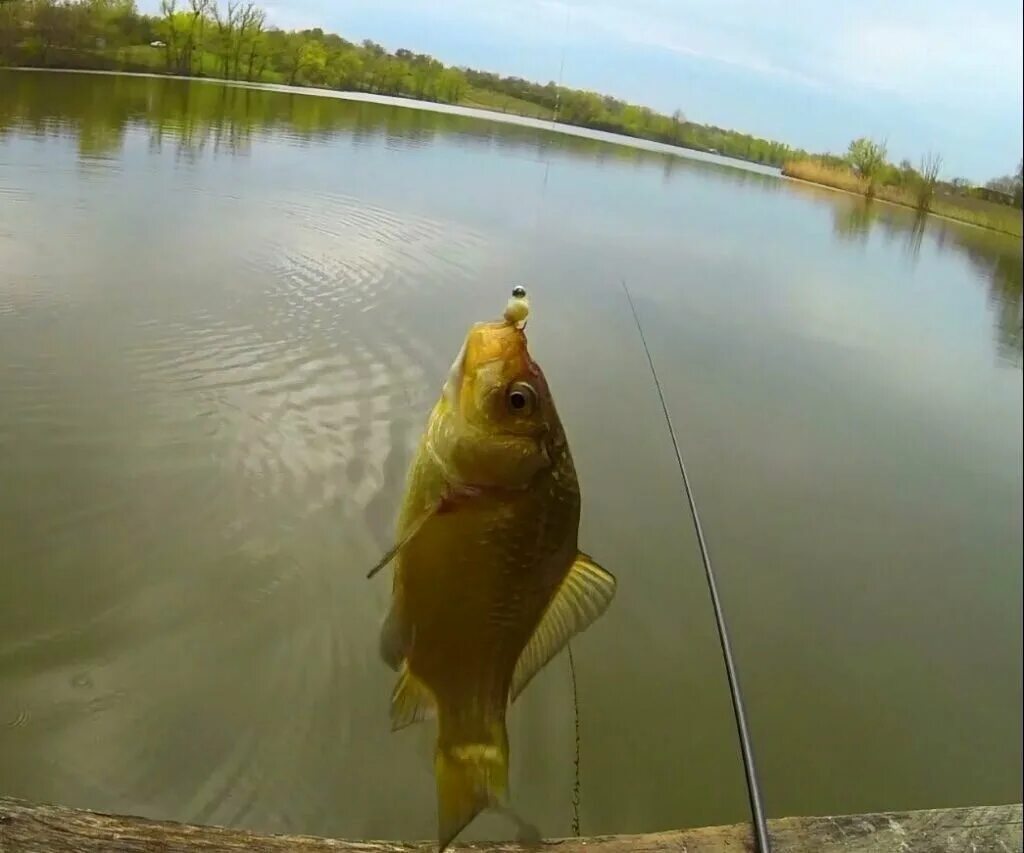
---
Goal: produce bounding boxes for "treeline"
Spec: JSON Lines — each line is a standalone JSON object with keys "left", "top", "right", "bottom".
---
{"left": 2, "top": 67, "right": 742, "bottom": 171}
{"left": 460, "top": 67, "right": 795, "bottom": 164}
{"left": 0, "top": 0, "right": 799, "bottom": 165}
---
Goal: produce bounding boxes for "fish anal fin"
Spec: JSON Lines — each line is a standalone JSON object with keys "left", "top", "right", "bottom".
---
{"left": 378, "top": 594, "right": 408, "bottom": 672}
{"left": 391, "top": 663, "right": 436, "bottom": 731}
{"left": 510, "top": 552, "right": 616, "bottom": 703}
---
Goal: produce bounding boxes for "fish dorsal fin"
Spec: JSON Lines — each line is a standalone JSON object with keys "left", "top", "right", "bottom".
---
{"left": 391, "top": 662, "right": 436, "bottom": 731}
{"left": 510, "top": 553, "right": 616, "bottom": 703}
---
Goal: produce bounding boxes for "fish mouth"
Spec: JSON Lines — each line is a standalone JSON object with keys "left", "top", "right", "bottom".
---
{"left": 444, "top": 320, "right": 533, "bottom": 414}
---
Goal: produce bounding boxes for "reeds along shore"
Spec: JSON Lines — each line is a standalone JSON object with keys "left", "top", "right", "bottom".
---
{"left": 782, "top": 159, "right": 1023, "bottom": 238}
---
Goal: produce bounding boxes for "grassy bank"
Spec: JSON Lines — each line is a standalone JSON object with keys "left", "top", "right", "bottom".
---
{"left": 782, "top": 159, "right": 1023, "bottom": 238}
{"left": 14, "top": 46, "right": 554, "bottom": 121}
{"left": 460, "top": 85, "right": 553, "bottom": 120}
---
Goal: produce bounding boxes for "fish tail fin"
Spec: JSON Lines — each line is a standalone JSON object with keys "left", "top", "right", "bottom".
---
{"left": 434, "top": 719, "right": 509, "bottom": 851}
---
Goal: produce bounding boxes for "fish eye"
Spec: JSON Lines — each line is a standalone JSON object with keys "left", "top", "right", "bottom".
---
{"left": 506, "top": 381, "right": 536, "bottom": 415}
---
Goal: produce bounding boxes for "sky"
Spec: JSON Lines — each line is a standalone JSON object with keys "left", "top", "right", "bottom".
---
{"left": 172, "top": 0, "right": 1024, "bottom": 181}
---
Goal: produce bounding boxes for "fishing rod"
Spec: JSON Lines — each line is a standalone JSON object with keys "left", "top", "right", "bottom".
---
{"left": 620, "top": 280, "right": 772, "bottom": 853}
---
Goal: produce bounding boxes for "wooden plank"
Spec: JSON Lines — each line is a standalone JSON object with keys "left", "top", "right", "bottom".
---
{"left": 0, "top": 797, "right": 1020, "bottom": 853}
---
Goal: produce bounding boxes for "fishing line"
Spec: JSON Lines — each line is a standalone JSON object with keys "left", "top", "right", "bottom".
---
{"left": 620, "top": 279, "right": 772, "bottom": 853}
{"left": 550, "top": 2, "right": 571, "bottom": 128}
{"left": 545, "top": 11, "right": 582, "bottom": 832}
{"left": 567, "top": 642, "right": 581, "bottom": 836}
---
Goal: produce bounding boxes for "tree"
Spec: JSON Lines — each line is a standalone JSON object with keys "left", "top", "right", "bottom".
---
{"left": 0, "top": 0, "right": 28, "bottom": 60}
{"left": 234, "top": 3, "right": 258, "bottom": 74}
{"left": 916, "top": 151, "right": 942, "bottom": 212}
{"left": 239, "top": 6, "right": 264, "bottom": 79}
{"left": 326, "top": 48, "right": 362, "bottom": 89}
{"left": 26, "top": 0, "right": 78, "bottom": 62}
{"left": 158, "top": 0, "right": 209, "bottom": 74}
{"left": 985, "top": 176, "right": 1014, "bottom": 194}
{"left": 184, "top": 0, "right": 209, "bottom": 73}
{"left": 436, "top": 67, "right": 465, "bottom": 103}
{"left": 283, "top": 35, "right": 325, "bottom": 84}
{"left": 986, "top": 160, "right": 1023, "bottom": 206}
{"left": 670, "top": 108, "right": 685, "bottom": 138}
{"left": 211, "top": 0, "right": 238, "bottom": 78}
{"left": 846, "top": 137, "right": 888, "bottom": 196}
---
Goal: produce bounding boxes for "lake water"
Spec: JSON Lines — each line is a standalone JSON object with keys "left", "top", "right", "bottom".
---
{"left": 1, "top": 69, "right": 1021, "bottom": 842}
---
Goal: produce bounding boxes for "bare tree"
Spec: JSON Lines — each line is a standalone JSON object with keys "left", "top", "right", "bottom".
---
{"left": 183, "top": 0, "right": 210, "bottom": 75}
{"left": 158, "top": 0, "right": 176, "bottom": 70}
{"left": 232, "top": 2, "right": 261, "bottom": 79}
{"left": 670, "top": 108, "right": 685, "bottom": 143}
{"left": 243, "top": 7, "right": 265, "bottom": 80}
{"left": 916, "top": 151, "right": 942, "bottom": 212}
{"left": 159, "top": 0, "right": 206, "bottom": 74}
{"left": 212, "top": 0, "right": 238, "bottom": 78}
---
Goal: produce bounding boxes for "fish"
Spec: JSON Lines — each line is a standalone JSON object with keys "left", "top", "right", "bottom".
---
{"left": 368, "top": 289, "right": 616, "bottom": 850}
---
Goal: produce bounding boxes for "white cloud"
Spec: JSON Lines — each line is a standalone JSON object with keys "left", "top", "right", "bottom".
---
{"left": 262, "top": 3, "right": 319, "bottom": 31}
{"left": 226, "top": 0, "right": 1024, "bottom": 109}
{"left": 500, "top": 0, "right": 1023, "bottom": 104}
{"left": 824, "top": 5, "right": 1023, "bottom": 102}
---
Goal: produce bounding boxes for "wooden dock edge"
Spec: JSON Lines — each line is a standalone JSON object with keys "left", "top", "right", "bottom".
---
{"left": 1, "top": 798, "right": 1020, "bottom": 852}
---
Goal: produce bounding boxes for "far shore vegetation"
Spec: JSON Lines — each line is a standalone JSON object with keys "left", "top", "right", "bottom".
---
{"left": 784, "top": 139, "right": 1023, "bottom": 238}
{"left": 2, "top": 0, "right": 1022, "bottom": 236}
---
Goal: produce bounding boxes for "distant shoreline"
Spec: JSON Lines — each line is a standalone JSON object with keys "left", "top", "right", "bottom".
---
{"left": 6, "top": 65, "right": 1018, "bottom": 240}
{"left": 0, "top": 65, "right": 780, "bottom": 178}
{"left": 782, "top": 161, "right": 1022, "bottom": 238}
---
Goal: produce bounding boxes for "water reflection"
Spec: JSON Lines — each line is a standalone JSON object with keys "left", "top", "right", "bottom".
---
{"left": 1, "top": 68, "right": 1021, "bottom": 839}
{"left": 0, "top": 70, "right": 790, "bottom": 193}
{"left": 658, "top": 148, "right": 781, "bottom": 190}
{"left": 824, "top": 194, "right": 1021, "bottom": 365}
{"left": 949, "top": 225, "right": 1024, "bottom": 364}
{"left": 832, "top": 197, "right": 876, "bottom": 244}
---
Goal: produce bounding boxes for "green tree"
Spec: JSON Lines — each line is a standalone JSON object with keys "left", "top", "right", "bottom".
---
{"left": 436, "top": 67, "right": 465, "bottom": 103}
{"left": 158, "top": 0, "right": 209, "bottom": 75}
{"left": 847, "top": 137, "right": 888, "bottom": 196}
{"left": 329, "top": 48, "right": 363, "bottom": 90}
{"left": 283, "top": 35, "right": 325, "bottom": 84}
{"left": 0, "top": 0, "right": 28, "bottom": 60}
{"left": 25, "top": 0, "right": 78, "bottom": 62}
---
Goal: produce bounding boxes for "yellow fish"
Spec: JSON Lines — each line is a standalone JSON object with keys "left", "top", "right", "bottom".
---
{"left": 368, "top": 289, "right": 616, "bottom": 849}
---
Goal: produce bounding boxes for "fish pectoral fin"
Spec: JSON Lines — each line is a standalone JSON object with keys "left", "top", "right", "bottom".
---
{"left": 366, "top": 507, "right": 434, "bottom": 579}
{"left": 366, "top": 485, "right": 487, "bottom": 580}
{"left": 391, "top": 663, "right": 436, "bottom": 731}
{"left": 510, "top": 552, "right": 617, "bottom": 703}
{"left": 378, "top": 594, "right": 408, "bottom": 672}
